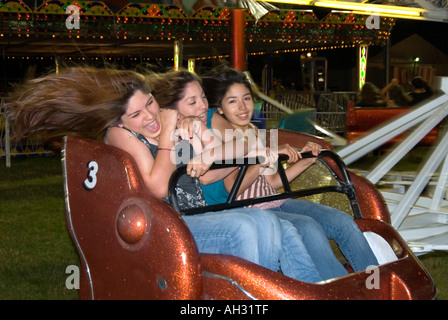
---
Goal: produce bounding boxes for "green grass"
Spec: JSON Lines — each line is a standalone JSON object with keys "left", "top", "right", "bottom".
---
{"left": 0, "top": 155, "right": 79, "bottom": 300}
{"left": 0, "top": 153, "right": 447, "bottom": 299}
{"left": 419, "top": 251, "right": 448, "bottom": 299}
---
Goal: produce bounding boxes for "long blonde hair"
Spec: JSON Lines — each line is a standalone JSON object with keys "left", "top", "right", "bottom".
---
{"left": 5, "top": 66, "right": 150, "bottom": 150}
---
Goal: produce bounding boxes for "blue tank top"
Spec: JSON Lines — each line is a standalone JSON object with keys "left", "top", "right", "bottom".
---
{"left": 200, "top": 109, "right": 230, "bottom": 205}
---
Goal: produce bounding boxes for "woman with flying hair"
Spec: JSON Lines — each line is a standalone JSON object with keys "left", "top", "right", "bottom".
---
{"left": 4, "top": 65, "right": 287, "bottom": 276}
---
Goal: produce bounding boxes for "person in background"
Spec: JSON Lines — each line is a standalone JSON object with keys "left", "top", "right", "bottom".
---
{"left": 408, "top": 76, "right": 434, "bottom": 105}
{"left": 356, "top": 82, "right": 387, "bottom": 107}
{"left": 380, "top": 78, "right": 412, "bottom": 107}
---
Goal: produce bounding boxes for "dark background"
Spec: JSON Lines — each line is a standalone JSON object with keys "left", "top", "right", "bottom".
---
{"left": 1, "top": 15, "right": 447, "bottom": 95}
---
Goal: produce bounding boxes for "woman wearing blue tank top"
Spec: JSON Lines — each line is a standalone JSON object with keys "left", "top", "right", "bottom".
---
{"left": 199, "top": 68, "right": 379, "bottom": 279}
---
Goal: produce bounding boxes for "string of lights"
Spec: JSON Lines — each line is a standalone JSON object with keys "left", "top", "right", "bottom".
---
{"left": 1, "top": 0, "right": 394, "bottom": 60}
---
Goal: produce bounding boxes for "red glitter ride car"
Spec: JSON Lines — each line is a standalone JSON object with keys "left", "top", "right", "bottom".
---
{"left": 62, "top": 129, "right": 437, "bottom": 300}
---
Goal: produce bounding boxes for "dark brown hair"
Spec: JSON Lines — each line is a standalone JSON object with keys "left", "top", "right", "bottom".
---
{"left": 201, "top": 67, "right": 253, "bottom": 110}
{"left": 147, "top": 68, "right": 202, "bottom": 110}
{"left": 4, "top": 66, "right": 150, "bottom": 150}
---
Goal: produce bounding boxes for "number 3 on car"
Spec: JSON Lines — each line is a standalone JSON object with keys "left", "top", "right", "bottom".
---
{"left": 83, "top": 161, "right": 98, "bottom": 191}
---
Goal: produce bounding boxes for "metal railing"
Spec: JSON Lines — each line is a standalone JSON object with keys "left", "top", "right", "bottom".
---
{"left": 337, "top": 77, "right": 448, "bottom": 254}
{"left": 255, "top": 90, "right": 355, "bottom": 136}
{"left": 1, "top": 98, "right": 52, "bottom": 167}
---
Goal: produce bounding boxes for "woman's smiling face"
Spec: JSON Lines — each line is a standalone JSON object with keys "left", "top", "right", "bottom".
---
{"left": 176, "top": 80, "right": 209, "bottom": 123}
{"left": 120, "top": 90, "right": 162, "bottom": 140}
{"left": 218, "top": 83, "right": 254, "bottom": 130}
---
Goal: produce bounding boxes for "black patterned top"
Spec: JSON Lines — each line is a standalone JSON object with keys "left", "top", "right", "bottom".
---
{"left": 105, "top": 126, "right": 206, "bottom": 213}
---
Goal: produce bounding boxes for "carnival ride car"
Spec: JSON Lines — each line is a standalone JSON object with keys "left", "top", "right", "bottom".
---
{"left": 62, "top": 129, "right": 437, "bottom": 300}
{"left": 345, "top": 101, "right": 439, "bottom": 148}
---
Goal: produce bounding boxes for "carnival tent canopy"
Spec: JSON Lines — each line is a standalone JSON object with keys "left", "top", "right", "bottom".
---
{"left": 0, "top": 0, "right": 394, "bottom": 61}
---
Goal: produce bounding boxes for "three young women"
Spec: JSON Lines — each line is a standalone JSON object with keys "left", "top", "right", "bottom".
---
{"left": 147, "top": 68, "right": 379, "bottom": 281}
{"left": 150, "top": 67, "right": 379, "bottom": 280}
{"left": 4, "top": 66, "right": 284, "bottom": 274}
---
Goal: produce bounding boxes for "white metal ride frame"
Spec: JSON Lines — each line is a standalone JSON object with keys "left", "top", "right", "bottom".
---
{"left": 338, "top": 76, "right": 448, "bottom": 255}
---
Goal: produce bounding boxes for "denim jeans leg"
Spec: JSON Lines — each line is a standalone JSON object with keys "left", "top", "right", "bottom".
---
{"left": 274, "top": 209, "right": 348, "bottom": 280}
{"left": 182, "top": 209, "right": 260, "bottom": 265}
{"left": 239, "top": 208, "right": 282, "bottom": 272}
{"left": 278, "top": 199, "right": 379, "bottom": 271}
{"left": 278, "top": 219, "right": 323, "bottom": 283}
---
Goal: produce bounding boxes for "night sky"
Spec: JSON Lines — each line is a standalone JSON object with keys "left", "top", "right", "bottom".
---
{"left": 255, "top": 18, "right": 448, "bottom": 91}
{"left": 391, "top": 19, "right": 448, "bottom": 54}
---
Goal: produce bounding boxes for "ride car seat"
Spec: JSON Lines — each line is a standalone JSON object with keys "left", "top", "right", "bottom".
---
{"left": 62, "top": 136, "right": 202, "bottom": 299}
{"left": 62, "top": 131, "right": 437, "bottom": 300}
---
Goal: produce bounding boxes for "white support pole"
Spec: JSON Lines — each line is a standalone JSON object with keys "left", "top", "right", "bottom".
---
{"left": 367, "top": 103, "right": 448, "bottom": 184}
{"left": 340, "top": 112, "right": 430, "bottom": 165}
{"left": 430, "top": 153, "right": 448, "bottom": 211}
{"left": 391, "top": 129, "right": 448, "bottom": 228}
{"left": 338, "top": 93, "right": 448, "bottom": 164}
{"left": 244, "top": 71, "right": 294, "bottom": 114}
{"left": 255, "top": 91, "right": 294, "bottom": 114}
{"left": 308, "top": 119, "right": 348, "bottom": 146}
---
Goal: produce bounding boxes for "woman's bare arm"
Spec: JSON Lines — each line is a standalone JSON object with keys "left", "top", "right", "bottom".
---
{"left": 105, "top": 109, "right": 179, "bottom": 198}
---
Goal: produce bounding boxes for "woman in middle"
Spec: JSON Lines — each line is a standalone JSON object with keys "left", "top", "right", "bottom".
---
{"left": 147, "top": 68, "right": 364, "bottom": 281}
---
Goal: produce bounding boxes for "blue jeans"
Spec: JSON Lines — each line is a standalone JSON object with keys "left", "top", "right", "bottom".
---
{"left": 272, "top": 199, "right": 379, "bottom": 280}
{"left": 182, "top": 207, "right": 280, "bottom": 270}
{"left": 238, "top": 208, "right": 282, "bottom": 271}
{"left": 242, "top": 209, "right": 325, "bottom": 283}
{"left": 183, "top": 207, "right": 325, "bottom": 283}
{"left": 279, "top": 219, "right": 323, "bottom": 283}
